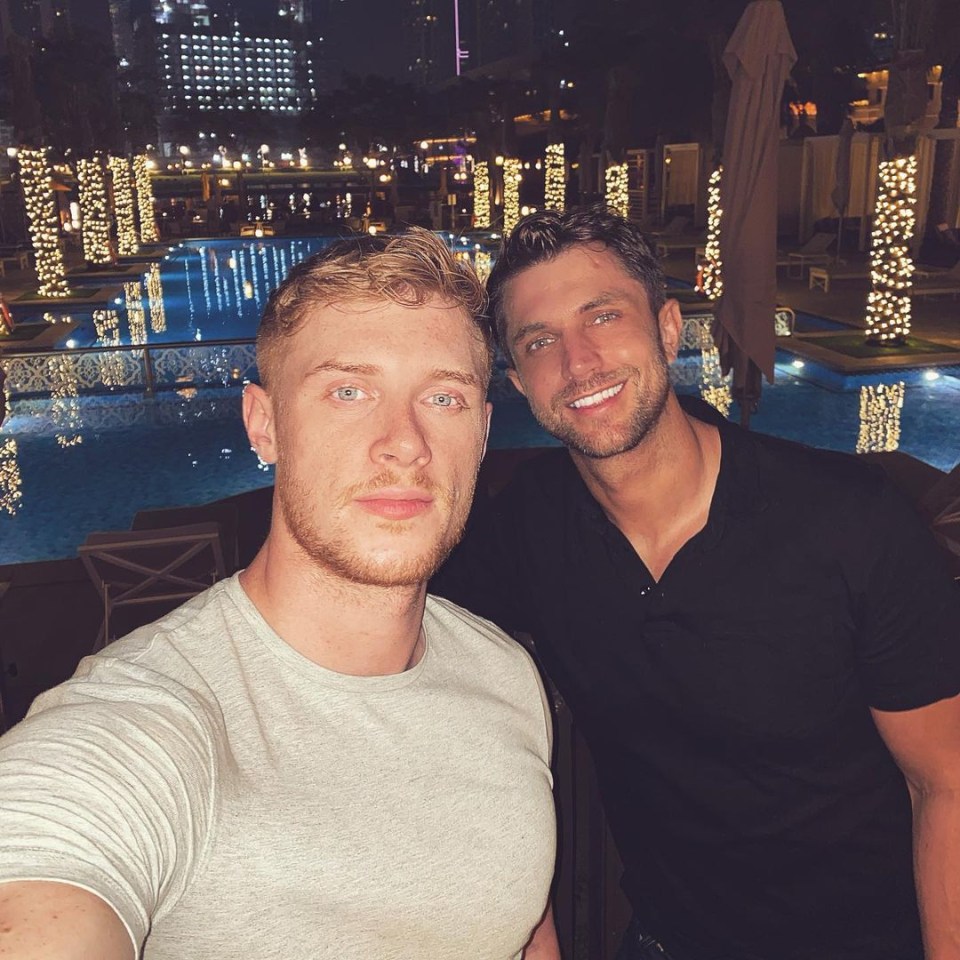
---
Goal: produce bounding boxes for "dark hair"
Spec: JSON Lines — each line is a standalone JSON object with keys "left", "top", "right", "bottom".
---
{"left": 486, "top": 206, "right": 666, "bottom": 362}
{"left": 257, "top": 228, "right": 492, "bottom": 386}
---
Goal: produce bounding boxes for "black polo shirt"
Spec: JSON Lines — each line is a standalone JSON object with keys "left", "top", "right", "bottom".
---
{"left": 432, "top": 396, "right": 960, "bottom": 960}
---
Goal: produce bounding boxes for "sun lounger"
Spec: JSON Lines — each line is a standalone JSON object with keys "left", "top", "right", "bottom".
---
{"left": 778, "top": 232, "right": 836, "bottom": 278}
{"left": 808, "top": 264, "right": 870, "bottom": 292}
{"left": 649, "top": 216, "right": 690, "bottom": 238}
{"left": 655, "top": 232, "right": 707, "bottom": 258}
{"left": 911, "top": 261, "right": 960, "bottom": 298}
{"left": 79, "top": 521, "right": 229, "bottom": 649}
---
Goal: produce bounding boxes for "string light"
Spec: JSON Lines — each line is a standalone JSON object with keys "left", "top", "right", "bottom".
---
{"left": 865, "top": 156, "right": 916, "bottom": 342}
{"left": 473, "top": 161, "right": 491, "bottom": 228}
{"left": 474, "top": 250, "right": 492, "bottom": 283}
{"left": 47, "top": 355, "right": 83, "bottom": 447}
{"left": 545, "top": 143, "right": 566, "bottom": 211}
{"left": 77, "top": 155, "right": 113, "bottom": 265}
{"left": 124, "top": 279, "right": 147, "bottom": 344}
{"left": 109, "top": 156, "right": 139, "bottom": 256}
{"left": 18, "top": 147, "right": 70, "bottom": 298}
{"left": 698, "top": 166, "right": 723, "bottom": 300}
{"left": 503, "top": 158, "right": 522, "bottom": 234}
{"left": 0, "top": 437, "right": 22, "bottom": 516}
{"left": 93, "top": 308, "right": 125, "bottom": 386}
{"left": 856, "top": 381, "right": 905, "bottom": 452}
{"left": 146, "top": 263, "right": 167, "bottom": 332}
{"left": 696, "top": 315, "right": 732, "bottom": 415}
{"left": 605, "top": 162, "right": 629, "bottom": 219}
{"left": 133, "top": 154, "right": 159, "bottom": 244}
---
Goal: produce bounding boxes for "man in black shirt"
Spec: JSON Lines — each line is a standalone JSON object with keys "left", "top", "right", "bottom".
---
{"left": 432, "top": 208, "right": 960, "bottom": 960}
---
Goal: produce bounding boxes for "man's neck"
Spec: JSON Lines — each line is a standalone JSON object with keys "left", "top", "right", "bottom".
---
{"left": 571, "top": 396, "right": 721, "bottom": 581}
{"left": 238, "top": 537, "right": 427, "bottom": 677}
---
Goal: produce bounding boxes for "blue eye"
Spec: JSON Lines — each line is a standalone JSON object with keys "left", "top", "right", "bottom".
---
{"left": 333, "top": 386, "right": 364, "bottom": 401}
{"left": 430, "top": 393, "right": 463, "bottom": 408}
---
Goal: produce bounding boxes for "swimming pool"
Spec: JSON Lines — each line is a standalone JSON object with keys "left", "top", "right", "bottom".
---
{"left": 2, "top": 237, "right": 959, "bottom": 565}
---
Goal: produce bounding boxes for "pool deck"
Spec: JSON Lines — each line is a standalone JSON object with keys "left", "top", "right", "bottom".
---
{"left": 661, "top": 249, "right": 960, "bottom": 372}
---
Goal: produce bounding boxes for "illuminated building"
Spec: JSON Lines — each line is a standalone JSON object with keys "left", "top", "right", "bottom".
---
{"left": 153, "top": 0, "right": 317, "bottom": 121}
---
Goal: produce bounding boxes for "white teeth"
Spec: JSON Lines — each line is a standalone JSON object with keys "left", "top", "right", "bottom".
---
{"left": 569, "top": 382, "right": 624, "bottom": 409}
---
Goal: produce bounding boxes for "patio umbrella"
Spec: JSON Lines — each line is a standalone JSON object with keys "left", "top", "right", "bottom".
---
{"left": 713, "top": 0, "right": 797, "bottom": 427}
{"left": 832, "top": 117, "right": 855, "bottom": 260}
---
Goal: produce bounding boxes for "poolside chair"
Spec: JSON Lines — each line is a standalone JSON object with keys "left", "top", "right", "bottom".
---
{"left": 912, "top": 260, "right": 960, "bottom": 298}
{"left": 649, "top": 216, "right": 690, "bottom": 238}
{"left": 778, "top": 232, "right": 836, "bottom": 277}
{"left": 79, "top": 522, "right": 229, "bottom": 650}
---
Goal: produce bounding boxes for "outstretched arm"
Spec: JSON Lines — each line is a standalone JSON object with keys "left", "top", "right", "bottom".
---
{"left": 873, "top": 693, "right": 960, "bottom": 960}
{"left": 0, "top": 881, "right": 133, "bottom": 960}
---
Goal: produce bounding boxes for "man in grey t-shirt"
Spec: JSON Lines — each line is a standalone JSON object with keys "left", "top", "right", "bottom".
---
{"left": 0, "top": 230, "right": 559, "bottom": 960}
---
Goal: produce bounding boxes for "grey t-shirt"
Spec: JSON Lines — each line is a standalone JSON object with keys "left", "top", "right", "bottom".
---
{"left": 0, "top": 575, "right": 556, "bottom": 959}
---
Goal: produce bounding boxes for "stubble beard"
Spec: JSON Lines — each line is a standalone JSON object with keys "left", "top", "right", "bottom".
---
{"left": 276, "top": 466, "right": 473, "bottom": 588}
{"left": 531, "top": 351, "right": 672, "bottom": 460}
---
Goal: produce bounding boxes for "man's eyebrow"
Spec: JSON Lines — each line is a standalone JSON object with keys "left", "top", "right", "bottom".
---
{"left": 305, "top": 360, "right": 381, "bottom": 378}
{"left": 577, "top": 291, "right": 626, "bottom": 313}
{"left": 511, "top": 321, "right": 549, "bottom": 347}
{"left": 431, "top": 368, "right": 482, "bottom": 388}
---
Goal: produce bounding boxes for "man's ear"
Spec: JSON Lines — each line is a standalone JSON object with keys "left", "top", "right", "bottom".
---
{"left": 242, "top": 384, "right": 278, "bottom": 464}
{"left": 481, "top": 401, "right": 493, "bottom": 461}
{"left": 657, "top": 299, "right": 684, "bottom": 363}
{"left": 506, "top": 367, "right": 527, "bottom": 398}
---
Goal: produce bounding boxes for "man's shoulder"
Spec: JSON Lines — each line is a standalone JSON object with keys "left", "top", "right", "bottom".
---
{"left": 26, "top": 577, "right": 240, "bottom": 732}
{"left": 746, "top": 427, "right": 888, "bottom": 508}
{"left": 425, "top": 595, "right": 536, "bottom": 668}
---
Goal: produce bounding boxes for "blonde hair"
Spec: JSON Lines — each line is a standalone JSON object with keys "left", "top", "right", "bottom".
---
{"left": 256, "top": 228, "right": 492, "bottom": 386}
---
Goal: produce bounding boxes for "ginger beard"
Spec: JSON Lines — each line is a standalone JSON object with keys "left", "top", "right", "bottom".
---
{"left": 524, "top": 336, "right": 671, "bottom": 460}
{"left": 275, "top": 455, "right": 477, "bottom": 587}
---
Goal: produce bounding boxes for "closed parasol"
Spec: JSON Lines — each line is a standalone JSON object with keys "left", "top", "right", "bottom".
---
{"left": 713, "top": 0, "right": 797, "bottom": 427}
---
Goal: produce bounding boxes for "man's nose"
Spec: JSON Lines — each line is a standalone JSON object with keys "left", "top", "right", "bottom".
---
{"left": 370, "top": 402, "right": 432, "bottom": 468}
{"left": 561, "top": 331, "right": 602, "bottom": 382}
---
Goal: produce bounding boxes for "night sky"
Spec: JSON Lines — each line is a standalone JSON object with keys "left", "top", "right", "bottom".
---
{"left": 316, "top": 0, "right": 408, "bottom": 80}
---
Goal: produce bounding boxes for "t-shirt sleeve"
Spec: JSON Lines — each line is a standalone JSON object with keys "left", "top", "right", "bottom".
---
{"left": 431, "top": 488, "right": 529, "bottom": 634}
{"left": 0, "top": 654, "right": 219, "bottom": 950}
{"left": 855, "top": 478, "right": 960, "bottom": 711}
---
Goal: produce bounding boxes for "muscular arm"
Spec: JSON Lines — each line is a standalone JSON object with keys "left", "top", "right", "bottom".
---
{"left": 873, "top": 693, "right": 960, "bottom": 960}
{"left": 0, "top": 881, "right": 133, "bottom": 960}
{"left": 523, "top": 903, "right": 561, "bottom": 960}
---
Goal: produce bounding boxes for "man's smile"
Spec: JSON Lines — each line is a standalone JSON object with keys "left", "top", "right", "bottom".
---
{"left": 567, "top": 381, "right": 625, "bottom": 410}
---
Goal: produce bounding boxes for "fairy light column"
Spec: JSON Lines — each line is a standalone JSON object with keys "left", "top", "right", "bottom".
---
{"left": 18, "top": 147, "right": 70, "bottom": 298}
{"left": 503, "top": 158, "right": 522, "bottom": 235}
{"left": 865, "top": 155, "right": 917, "bottom": 343}
{"left": 109, "top": 155, "right": 139, "bottom": 256}
{"left": 545, "top": 143, "right": 566, "bottom": 212}
{"left": 605, "top": 162, "right": 629, "bottom": 219}
{"left": 473, "top": 161, "right": 491, "bottom": 229}
{"left": 133, "top": 154, "right": 159, "bottom": 244}
{"left": 77, "top": 155, "right": 113, "bottom": 265}
{"left": 698, "top": 166, "right": 724, "bottom": 300}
